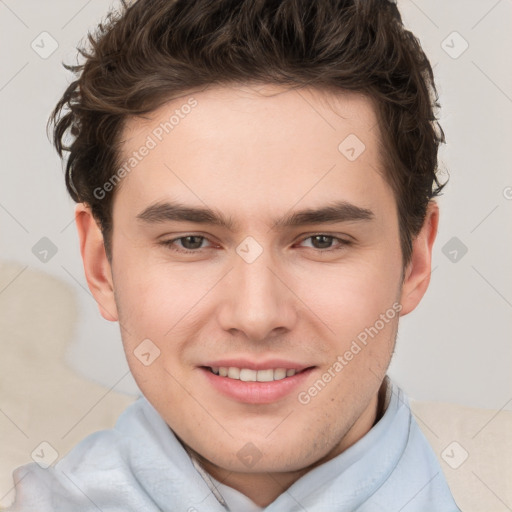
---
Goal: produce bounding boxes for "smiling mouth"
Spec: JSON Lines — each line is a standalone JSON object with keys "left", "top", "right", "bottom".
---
{"left": 202, "top": 366, "right": 313, "bottom": 382}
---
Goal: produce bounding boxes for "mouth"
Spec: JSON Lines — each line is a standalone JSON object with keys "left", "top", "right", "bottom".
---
{"left": 199, "top": 365, "right": 316, "bottom": 404}
{"left": 202, "top": 366, "right": 311, "bottom": 381}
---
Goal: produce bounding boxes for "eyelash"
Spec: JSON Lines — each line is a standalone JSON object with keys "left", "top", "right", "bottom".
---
{"left": 158, "top": 234, "right": 352, "bottom": 254}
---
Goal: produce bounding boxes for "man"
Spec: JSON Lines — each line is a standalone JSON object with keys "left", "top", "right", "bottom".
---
{"left": 8, "top": 0, "right": 461, "bottom": 510}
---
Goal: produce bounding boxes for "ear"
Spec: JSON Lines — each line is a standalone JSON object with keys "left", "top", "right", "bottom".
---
{"left": 399, "top": 201, "right": 439, "bottom": 316}
{"left": 75, "top": 203, "right": 118, "bottom": 322}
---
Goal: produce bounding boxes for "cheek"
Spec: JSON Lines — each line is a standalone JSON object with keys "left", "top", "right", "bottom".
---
{"left": 112, "top": 261, "right": 199, "bottom": 404}
{"left": 113, "top": 252, "right": 214, "bottom": 337}
{"left": 296, "top": 259, "right": 400, "bottom": 333}
{"left": 290, "top": 257, "right": 401, "bottom": 390}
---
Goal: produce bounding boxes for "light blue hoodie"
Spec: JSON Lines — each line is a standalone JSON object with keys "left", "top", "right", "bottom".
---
{"left": 7, "top": 380, "right": 461, "bottom": 511}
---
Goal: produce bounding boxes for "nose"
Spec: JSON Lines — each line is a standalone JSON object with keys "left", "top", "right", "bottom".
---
{"left": 217, "top": 245, "right": 298, "bottom": 342}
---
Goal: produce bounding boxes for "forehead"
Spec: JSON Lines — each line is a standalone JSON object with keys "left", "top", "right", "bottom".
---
{"left": 114, "top": 83, "right": 392, "bottom": 224}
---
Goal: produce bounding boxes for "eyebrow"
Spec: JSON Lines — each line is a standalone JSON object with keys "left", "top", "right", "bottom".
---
{"left": 136, "top": 200, "right": 374, "bottom": 231}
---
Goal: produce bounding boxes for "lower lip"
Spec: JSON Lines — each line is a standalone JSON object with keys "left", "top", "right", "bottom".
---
{"left": 200, "top": 366, "right": 315, "bottom": 404}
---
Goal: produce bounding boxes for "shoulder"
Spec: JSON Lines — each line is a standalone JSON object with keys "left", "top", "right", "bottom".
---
{"left": 7, "top": 397, "right": 155, "bottom": 511}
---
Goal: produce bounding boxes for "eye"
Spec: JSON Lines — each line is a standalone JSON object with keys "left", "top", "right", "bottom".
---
{"left": 159, "top": 235, "right": 212, "bottom": 253}
{"left": 297, "top": 234, "right": 351, "bottom": 251}
{"left": 158, "top": 233, "right": 352, "bottom": 255}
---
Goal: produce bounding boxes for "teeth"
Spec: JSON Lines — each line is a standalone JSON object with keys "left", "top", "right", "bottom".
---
{"left": 209, "top": 366, "right": 299, "bottom": 381}
{"left": 256, "top": 369, "right": 274, "bottom": 382}
{"left": 228, "top": 367, "right": 240, "bottom": 379}
{"left": 273, "top": 368, "right": 287, "bottom": 380}
{"left": 240, "top": 369, "right": 257, "bottom": 381}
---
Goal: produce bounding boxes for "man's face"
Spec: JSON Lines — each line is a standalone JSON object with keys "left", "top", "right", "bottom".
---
{"left": 103, "top": 84, "right": 409, "bottom": 473}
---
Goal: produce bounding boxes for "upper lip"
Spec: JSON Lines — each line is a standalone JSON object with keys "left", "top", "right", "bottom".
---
{"left": 201, "top": 358, "right": 314, "bottom": 371}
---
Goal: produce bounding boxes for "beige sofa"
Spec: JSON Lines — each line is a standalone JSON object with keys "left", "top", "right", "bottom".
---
{"left": 1, "top": 261, "right": 510, "bottom": 511}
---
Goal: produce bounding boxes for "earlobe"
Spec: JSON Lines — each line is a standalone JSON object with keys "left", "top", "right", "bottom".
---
{"left": 75, "top": 203, "right": 118, "bottom": 322}
{"left": 399, "top": 201, "right": 439, "bottom": 316}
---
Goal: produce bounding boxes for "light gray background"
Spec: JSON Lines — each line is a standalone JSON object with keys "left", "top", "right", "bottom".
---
{"left": 1, "top": 0, "right": 511, "bottom": 410}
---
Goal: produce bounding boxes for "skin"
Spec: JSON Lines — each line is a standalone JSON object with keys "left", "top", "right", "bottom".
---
{"left": 75, "top": 83, "right": 438, "bottom": 507}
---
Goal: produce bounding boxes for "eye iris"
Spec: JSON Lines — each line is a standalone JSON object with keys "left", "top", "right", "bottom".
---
{"left": 181, "top": 236, "right": 203, "bottom": 250}
{"left": 311, "top": 235, "right": 333, "bottom": 249}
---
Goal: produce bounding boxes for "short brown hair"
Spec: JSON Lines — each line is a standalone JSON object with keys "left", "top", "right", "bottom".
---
{"left": 49, "top": 0, "right": 446, "bottom": 266}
